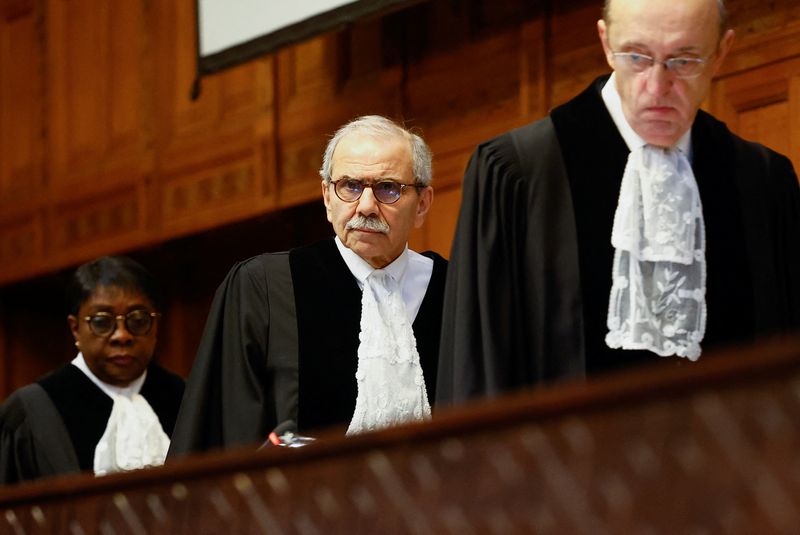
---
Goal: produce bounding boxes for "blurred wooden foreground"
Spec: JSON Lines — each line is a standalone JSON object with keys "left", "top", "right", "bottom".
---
{"left": 0, "top": 334, "right": 798, "bottom": 534}
{"left": 2, "top": 0, "right": 800, "bottom": 398}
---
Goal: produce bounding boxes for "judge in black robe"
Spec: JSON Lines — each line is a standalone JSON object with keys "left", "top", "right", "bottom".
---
{"left": 436, "top": 75, "right": 800, "bottom": 404}
{"left": 169, "top": 116, "right": 447, "bottom": 455}
{"left": 0, "top": 362, "right": 184, "bottom": 484}
{"left": 168, "top": 239, "right": 447, "bottom": 454}
{"left": 0, "top": 254, "right": 185, "bottom": 485}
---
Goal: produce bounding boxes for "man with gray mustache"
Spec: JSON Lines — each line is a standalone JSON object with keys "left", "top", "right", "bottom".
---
{"left": 169, "top": 116, "right": 447, "bottom": 455}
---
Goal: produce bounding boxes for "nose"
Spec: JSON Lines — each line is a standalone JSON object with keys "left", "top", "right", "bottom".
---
{"left": 645, "top": 62, "right": 673, "bottom": 96}
{"left": 356, "top": 186, "right": 380, "bottom": 217}
{"left": 109, "top": 317, "right": 134, "bottom": 344}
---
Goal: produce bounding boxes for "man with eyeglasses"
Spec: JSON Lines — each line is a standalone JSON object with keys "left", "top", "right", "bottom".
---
{"left": 437, "top": 0, "right": 800, "bottom": 405}
{"left": 169, "top": 115, "right": 446, "bottom": 454}
{"left": 0, "top": 256, "right": 185, "bottom": 484}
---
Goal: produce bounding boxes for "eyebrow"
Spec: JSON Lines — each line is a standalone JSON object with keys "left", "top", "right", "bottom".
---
{"left": 337, "top": 175, "right": 402, "bottom": 183}
{"left": 619, "top": 42, "right": 705, "bottom": 55}
{"left": 86, "top": 304, "right": 150, "bottom": 313}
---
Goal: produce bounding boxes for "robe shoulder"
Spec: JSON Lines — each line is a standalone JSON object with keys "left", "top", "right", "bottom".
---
{"left": 437, "top": 115, "right": 585, "bottom": 405}
{"left": 0, "top": 383, "right": 80, "bottom": 484}
{"left": 168, "top": 251, "right": 293, "bottom": 456}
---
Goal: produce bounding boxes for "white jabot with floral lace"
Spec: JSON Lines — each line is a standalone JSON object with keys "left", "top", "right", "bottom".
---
{"left": 606, "top": 144, "right": 707, "bottom": 360}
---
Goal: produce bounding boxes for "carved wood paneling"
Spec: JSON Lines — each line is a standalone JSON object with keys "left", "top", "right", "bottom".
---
{"left": 152, "top": 0, "right": 277, "bottom": 233}
{"left": 47, "top": 184, "right": 144, "bottom": 267}
{"left": 0, "top": 0, "right": 43, "bottom": 208}
{"left": 159, "top": 155, "right": 261, "bottom": 237}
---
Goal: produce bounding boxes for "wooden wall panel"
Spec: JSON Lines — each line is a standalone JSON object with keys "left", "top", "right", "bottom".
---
{"left": 46, "top": 0, "right": 152, "bottom": 193}
{"left": 409, "top": 185, "right": 462, "bottom": 258}
{"left": 710, "top": 56, "right": 800, "bottom": 174}
{"left": 0, "top": 0, "right": 43, "bottom": 209}
{"left": 152, "top": 0, "right": 277, "bottom": 237}
{"left": 47, "top": 183, "right": 146, "bottom": 265}
{"left": 0, "top": 214, "right": 43, "bottom": 283}
{"left": 549, "top": 0, "right": 607, "bottom": 107}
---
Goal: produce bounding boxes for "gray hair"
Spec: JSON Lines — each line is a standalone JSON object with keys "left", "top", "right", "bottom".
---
{"left": 602, "top": 0, "right": 729, "bottom": 39}
{"left": 319, "top": 115, "right": 433, "bottom": 187}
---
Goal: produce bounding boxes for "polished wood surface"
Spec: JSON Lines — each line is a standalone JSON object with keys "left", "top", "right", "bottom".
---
{"left": 0, "top": 336, "right": 798, "bottom": 534}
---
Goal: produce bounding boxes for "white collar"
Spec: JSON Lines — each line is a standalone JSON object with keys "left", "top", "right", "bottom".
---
{"left": 72, "top": 353, "right": 146, "bottom": 400}
{"left": 601, "top": 72, "right": 692, "bottom": 158}
{"left": 334, "top": 236, "right": 409, "bottom": 288}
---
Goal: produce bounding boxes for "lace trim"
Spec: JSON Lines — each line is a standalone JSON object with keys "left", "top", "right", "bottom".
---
{"left": 347, "top": 271, "right": 431, "bottom": 435}
{"left": 606, "top": 145, "right": 707, "bottom": 361}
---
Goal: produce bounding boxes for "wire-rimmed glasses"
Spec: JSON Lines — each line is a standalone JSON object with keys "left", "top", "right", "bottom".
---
{"left": 611, "top": 51, "right": 709, "bottom": 79}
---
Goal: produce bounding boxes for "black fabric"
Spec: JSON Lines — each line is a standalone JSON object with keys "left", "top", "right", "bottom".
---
{"left": 38, "top": 365, "right": 113, "bottom": 472}
{"left": 169, "top": 252, "right": 287, "bottom": 455}
{"left": 290, "top": 240, "right": 363, "bottom": 431}
{"left": 550, "top": 77, "right": 758, "bottom": 375}
{"left": 38, "top": 363, "right": 184, "bottom": 472}
{"left": 0, "top": 384, "right": 80, "bottom": 484}
{"left": 0, "top": 362, "right": 184, "bottom": 483}
{"left": 436, "top": 117, "right": 585, "bottom": 402}
{"left": 169, "top": 238, "right": 448, "bottom": 455}
{"left": 437, "top": 75, "right": 800, "bottom": 405}
{"left": 291, "top": 239, "right": 446, "bottom": 431}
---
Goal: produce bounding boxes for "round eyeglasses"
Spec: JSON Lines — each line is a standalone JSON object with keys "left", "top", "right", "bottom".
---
{"left": 330, "top": 179, "right": 423, "bottom": 205}
{"left": 82, "top": 310, "right": 160, "bottom": 337}
{"left": 611, "top": 52, "right": 708, "bottom": 79}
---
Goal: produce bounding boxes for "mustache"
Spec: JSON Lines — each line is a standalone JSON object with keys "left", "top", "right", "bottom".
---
{"left": 345, "top": 215, "right": 390, "bottom": 234}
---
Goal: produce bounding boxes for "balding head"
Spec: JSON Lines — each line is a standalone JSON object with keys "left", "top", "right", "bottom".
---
{"left": 603, "top": 0, "right": 729, "bottom": 41}
{"left": 597, "top": 0, "right": 735, "bottom": 146}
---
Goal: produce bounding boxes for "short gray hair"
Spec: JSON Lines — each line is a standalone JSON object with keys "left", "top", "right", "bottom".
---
{"left": 602, "top": 0, "right": 729, "bottom": 39}
{"left": 319, "top": 115, "right": 433, "bottom": 187}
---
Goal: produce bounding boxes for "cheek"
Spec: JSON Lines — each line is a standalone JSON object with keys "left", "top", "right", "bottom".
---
{"left": 332, "top": 204, "right": 354, "bottom": 226}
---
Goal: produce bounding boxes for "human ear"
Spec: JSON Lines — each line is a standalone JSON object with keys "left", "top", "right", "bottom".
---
{"left": 413, "top": 187, "right": 433, "bottom": 228}
{"left": 597, "top": 19, "right": 615, "bottom": 70}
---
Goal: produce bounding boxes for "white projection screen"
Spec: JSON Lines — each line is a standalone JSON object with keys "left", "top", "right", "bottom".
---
{"left": 196, "top": 0, "right": 424, "bottom": 76}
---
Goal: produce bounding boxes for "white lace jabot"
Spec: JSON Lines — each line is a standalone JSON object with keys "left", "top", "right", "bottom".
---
{"left": 72, "top": 354, "right": 170, "bottom": 476}
{"left": 605, "top": 145, "right": 707, "bottom": 360}
{"left": 347, "top": 270, "right": 431, "bottom": 435}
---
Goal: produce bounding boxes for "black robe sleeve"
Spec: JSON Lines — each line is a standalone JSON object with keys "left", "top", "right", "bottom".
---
{"left": 734, "top": 138, "right": 800, "bottom": 332}
{"left": 436, "top": 118, "right": 586, "bottom": 406}
{"left": 0, "top": 384, "right": 80, "bottom": 484}
{"left": 168, "top": 253, "right": 298, "bottom": 456}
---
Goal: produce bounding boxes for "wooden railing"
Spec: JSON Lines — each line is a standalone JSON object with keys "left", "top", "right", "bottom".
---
{"left": 1, "top": 334, "right": 799, "bottom": 534}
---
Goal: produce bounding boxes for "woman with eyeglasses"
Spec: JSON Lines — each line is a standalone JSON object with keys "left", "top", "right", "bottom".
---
{"left": 0, "top": 256, "right": 184, "bottom": 484}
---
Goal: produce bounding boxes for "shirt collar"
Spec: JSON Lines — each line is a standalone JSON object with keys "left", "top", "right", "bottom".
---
{"left": 601, "top": 72, "right": 692, "bottom": 158}
{"left": 72, "top": 352, "right": 146, "bottom": 400}
{"left": 334, "top": 235, "right": 409, "bottom": 288}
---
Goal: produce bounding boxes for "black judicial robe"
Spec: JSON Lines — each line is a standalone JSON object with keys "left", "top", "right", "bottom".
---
{"left": 168, "top": 238, "right": 448, "bottom": 455}
{"left": 437, "top": 75, "right": 800, "bottom": 404}
{"left": 0, "top": 363, "right": 184, "bottom": 485}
